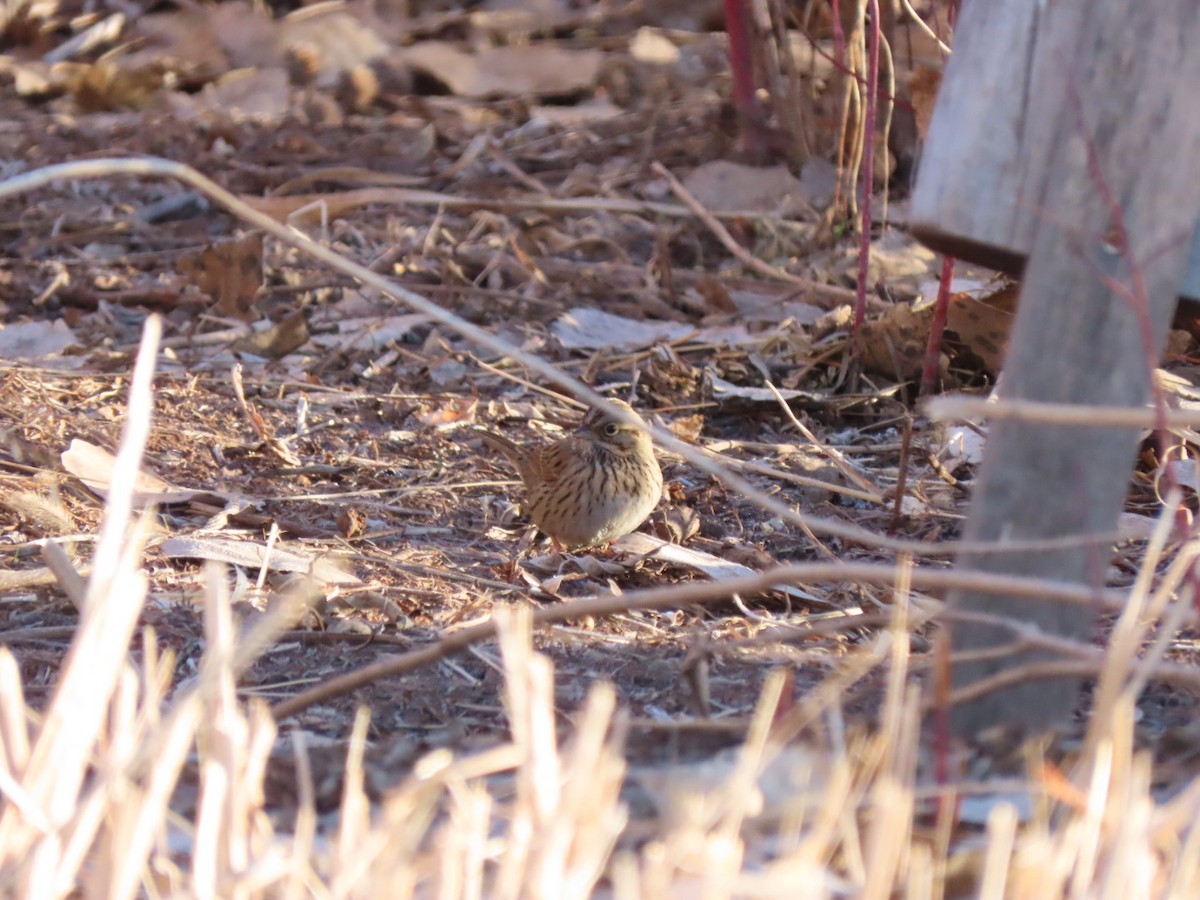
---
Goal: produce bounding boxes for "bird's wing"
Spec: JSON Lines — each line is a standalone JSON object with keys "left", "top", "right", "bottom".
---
{"left": 529, "top": 439, "right": 579, "bottom": 485}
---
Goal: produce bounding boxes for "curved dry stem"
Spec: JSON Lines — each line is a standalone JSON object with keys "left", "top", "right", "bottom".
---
{"left": 0, "top": 155, "right": 1095, "bottom": 561}
{"left": 269, "top": 560, "right": 1143, "bottom": 721}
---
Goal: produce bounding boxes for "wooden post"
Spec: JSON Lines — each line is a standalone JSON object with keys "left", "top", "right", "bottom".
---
{"left": 910, "top": 1, "right": 1200, "bottom": 734}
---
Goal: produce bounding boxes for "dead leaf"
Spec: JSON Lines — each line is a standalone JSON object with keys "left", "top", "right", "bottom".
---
{"left": 208, "top": 1, "right": 279, "bottom": 70}
{"left": 229, "top": 310, "right": 310, "bottom": 359}
{"left": 61, "top": 439, "right": 212, "bottom": 508}
{"left": 729, "top": 289, "right": 825, "bottom": 326}
{"left": 909, "top": 64, "right": 943, "bottom": 143}
{"left": 398, "top": 41, "right": 603, "bottom": 98}
{"left": 552, "top": 307, "right": 752, "bottom": 352}
{"left": 473, "top": 0, "right": 581, "bottom": 37}
{"left": 695, "top": 275, "right": 737, "bottom": 314}
{"left": 200, "top": 67, "right": 291, "bottom": 121}
{"left": 308, "top": 314, "right": 433, "bottom": 352}
{"left": 708, "top": 373, "right": 825, "bottom": 404}
{"left": 1165, "top": 459, "right": 1199, "bottom": 493}
{"left": 617, "top": 533, "right": 831, "bottom": 607}
{"left": 865, "top": 230, "right": 939, "bottom": 284}
{"left": 857, "top": 301, "right": 933, "bottom": 380}
{"left": 1, "top": 57, "right": 54, "bottom": 98}
{"left": 799, "top": 156, "right": 839, "bottom": 209}
{"left": 667, "top": 414, "right": 705, "bottom": 443}
{"left": 0, "top": 320, "right": 78, "bottom": 363}
{"left": 682, "top": 161, "right": 813, "bottom": 215}
{"left": 630, "top": 27, "right": 681, "bottom": 65}
{"left": 632, "top": 745, "right": 826, "bottom": 827}
{"left": 1117, "top": 512, "right": 1160, "bottom": 541}
{"left": 58, "top": 60, "right": 168, "bottom": 111}
{"left": 337, "top": 507, "right": 368, "bottom": 539}
{"left": 941, "top": 424, "right": 987, "bottom": 467}
{"left": 944, "top": 281, "right": 1018, "bottom": 372}
{"left": 123, "top": 9, "right": 229, "bottom": 79}
{"left": 178, "top": 233, "right": 264, "bottom": 320}
{"left": 859, "top": 279, "right": 1017, "bottom": 380}
{"left": 415, "top": 397, "right": 479, "bottom": 427}
{"left": 528, "top": 100, "right": 623, "bottom": 128}
{"left": 280, "top": 6, "right": 391, "bottom": 89}
{"left": 656, "top": 505, "right": 701, "bottom": 544}
{"left": 159, "top": 536, "right": 361, "bottom": 586}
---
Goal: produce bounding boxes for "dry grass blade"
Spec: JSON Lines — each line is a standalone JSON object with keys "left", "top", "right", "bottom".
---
{"left": 0, "top": 651, "right": 43, "bottom": 834}
{"left": 0, "top": 317, "right": 162, "bottom": 891}
{"left": 0, "top": 317, "right": 335, "bottom": 897}
{"left": 97, "top": 677, "right": 200, "bottom": 899}
{"left": 39, "top": 539, "right": 87, "bottom": 612}
{"left": 1084, "top": 491, "right": 1194, "bottom": 754}
{"left": 5, "top": 13, "right": 1200, "bottom": 894}
{"left": 494, "top": 606, "right": 625, "bottom": 899}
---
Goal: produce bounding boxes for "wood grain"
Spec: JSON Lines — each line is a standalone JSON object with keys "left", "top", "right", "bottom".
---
{"left": 915, "top": 0, "right": 1200, "bottom": 734}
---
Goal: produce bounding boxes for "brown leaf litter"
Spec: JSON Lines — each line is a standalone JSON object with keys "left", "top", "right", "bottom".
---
{"left": 1, "top": 1, "right": 1199, "bottom": 876}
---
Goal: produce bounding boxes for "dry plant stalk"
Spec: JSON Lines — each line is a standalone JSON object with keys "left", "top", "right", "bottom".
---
{"left": 1, "top": 129, "right": 1199, "bottom": 895}
{"left": 0, "top": 155, "right": 1016, "bottom": 561}
{"left": 0, "top": 318, "right": 165, "bottom": 895}
{"left": 0, "top": 318, "right": 1198, "bottom": 896}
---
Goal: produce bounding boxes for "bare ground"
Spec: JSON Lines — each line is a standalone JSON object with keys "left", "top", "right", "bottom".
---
{"left": 2, "top": 7, "right": 1200, "bottom": 863}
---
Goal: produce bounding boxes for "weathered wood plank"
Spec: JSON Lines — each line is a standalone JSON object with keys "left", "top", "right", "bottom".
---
{"left": 918, "top": 1, "right": 1200, "bottom": 734}
{"left": 909, "top": 1, "right": 1041, "bottom": 274}
{"left": 911, "top": 1, "right": 1200, "bottom": 302}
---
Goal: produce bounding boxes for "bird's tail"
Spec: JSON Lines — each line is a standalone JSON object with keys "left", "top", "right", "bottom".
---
{"left": 476, "top": 430, "right": 523, "bottom": 467}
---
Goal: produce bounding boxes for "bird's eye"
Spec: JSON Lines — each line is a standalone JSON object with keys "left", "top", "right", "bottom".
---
{"left": 603, "top": 422, "right": 620, "bottom": 437}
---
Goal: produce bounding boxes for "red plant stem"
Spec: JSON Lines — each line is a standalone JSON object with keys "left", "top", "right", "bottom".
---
{"left": 853, "top": 0, "right": 881, "bottom": 334}
{"left": 1188, "top": 551, "right": 1200, "bottom": 616}
{"left": 920, "top": 255, "right": 956, "bottom": 396}
{"left": 723, "top": 0, "right": 765, "bottom": 157}
{"left": 830, "top": 0, "right": 846, "bottom": 66}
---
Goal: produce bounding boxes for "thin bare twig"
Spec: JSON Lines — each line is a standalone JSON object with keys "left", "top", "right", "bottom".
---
{"left": 898, "top": 0, "right": 953, "bottom": 55}
{"left": 649, "top": 161, "right": 822, "bottom": 288}
{"left": 269, "top": 561, "right": 1139, "bottom": 721}
{"left": 0, "top": 156, "right": 1029, "bottom": 561}
{"left": 764, "top": 379, "right": 884, "bottom": 500}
